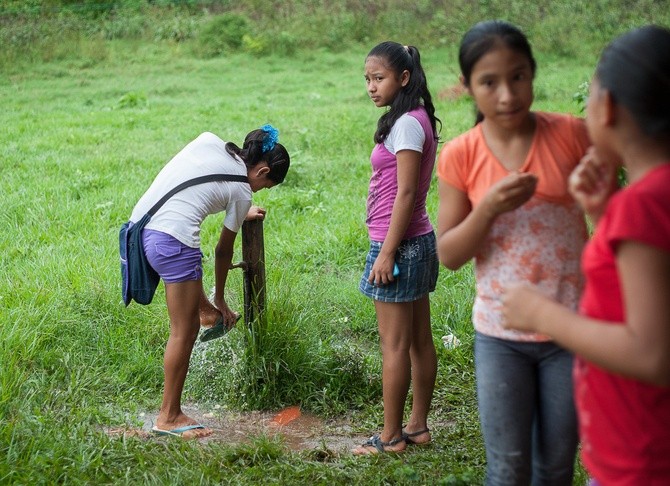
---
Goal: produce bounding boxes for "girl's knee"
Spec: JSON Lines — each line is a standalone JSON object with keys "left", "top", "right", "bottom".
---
{"left": 169, "top": 319, "right": 200, "bottom": 342}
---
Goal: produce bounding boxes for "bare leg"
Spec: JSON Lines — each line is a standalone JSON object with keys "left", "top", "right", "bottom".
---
{"left": 155, "top": 280, "right": 212, "bottom": 439}
{"left": 404, "top": 294, "right": 435, "bottom": 444}
{"left": 353, "top": 300, "right": 411, "bottom": 454}
{"left": 198, "top": 284, "right": 221, "bottom": 328}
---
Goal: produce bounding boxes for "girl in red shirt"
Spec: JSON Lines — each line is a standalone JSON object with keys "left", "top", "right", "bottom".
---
{"left": 503, "top": 25, "right": 670, "bottom": 485}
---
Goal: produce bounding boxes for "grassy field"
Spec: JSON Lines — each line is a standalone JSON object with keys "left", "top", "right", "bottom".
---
{"left": 0, "top": 20, "right": 608, "bottom": 484}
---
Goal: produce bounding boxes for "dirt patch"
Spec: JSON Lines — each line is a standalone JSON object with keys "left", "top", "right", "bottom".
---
{"left": 438, "top": 82, "right": 467, "bottom": 101}
{"left": 106, "top": 404, "right": 368, "bottom": 453}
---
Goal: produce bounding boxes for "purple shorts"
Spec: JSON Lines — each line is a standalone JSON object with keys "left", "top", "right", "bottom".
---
{"left": 142, "top": 229, "right": 203, "bottom": 283}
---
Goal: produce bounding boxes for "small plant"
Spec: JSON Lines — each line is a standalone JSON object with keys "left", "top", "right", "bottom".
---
{"left": 116, "top": 91, "right": 147, "bottom": 109}
{"left": 573, "top": 81, "right": 590, "bottom": 113}
{"left": 242, "top": 34, "right": 267, "bottom": 56}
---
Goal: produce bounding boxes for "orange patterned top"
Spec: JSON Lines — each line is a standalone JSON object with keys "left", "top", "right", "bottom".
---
{"left": 437, "top": 112, "right": 590, "bottom": 341}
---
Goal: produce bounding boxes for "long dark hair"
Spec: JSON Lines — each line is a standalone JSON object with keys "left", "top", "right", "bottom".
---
{"left": 367, "top": 41, "right": 441, "bottom": 144}
{"left": 596, "top": 25, "right": 670, "bottom": 138}
{"left": 225, "top": 128, "right": 290, "bottom": 183}
{"left": 459, "top": 20, "right": 536, "bottom": 125}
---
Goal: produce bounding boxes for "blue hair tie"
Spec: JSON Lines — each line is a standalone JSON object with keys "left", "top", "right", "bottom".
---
{"left": 261, "top": 124, "right": 279, "bottom": 153}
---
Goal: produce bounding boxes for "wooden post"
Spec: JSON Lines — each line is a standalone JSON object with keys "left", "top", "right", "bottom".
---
{"left": 240, "top": 218, "right": 265, "bottom": 327}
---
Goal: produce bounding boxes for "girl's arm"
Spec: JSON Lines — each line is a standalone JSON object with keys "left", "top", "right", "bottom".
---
{"left": 369, "top": 149, "right": 420, "bottom": 286}
{"left": 213, "top": 226, "right": 239, "bottom": 324}
{"left": 437, "top": 172, "right": 538, "bottom": 270}
{"left": 502, "top": 241, "right": 670, "bottom": 386}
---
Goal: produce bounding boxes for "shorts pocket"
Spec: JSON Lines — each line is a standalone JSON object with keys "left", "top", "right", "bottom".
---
{"left": 154, "top": 242, "right": 182, "bottom": 258}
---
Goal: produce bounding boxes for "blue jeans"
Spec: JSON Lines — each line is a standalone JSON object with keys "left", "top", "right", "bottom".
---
{"left": 475, "top": 332, "right": 578, "bottom": 486}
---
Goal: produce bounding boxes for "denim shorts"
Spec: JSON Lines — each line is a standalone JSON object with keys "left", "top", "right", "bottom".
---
{"left": 359, "top": 231, "right": 438, "bottom": 302}
{"left": 142, "top": 229, "right": 203, "bottom": 283}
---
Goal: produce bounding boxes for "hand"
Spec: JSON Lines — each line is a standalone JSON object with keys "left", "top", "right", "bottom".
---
{"left": 483, "top": 172, "right": 538, "bottom": 218}
{"left": 213, "top": 297, "right": 241, "bottom": 330}
{"left": 245, "top": 205, "right": 267, "bottom": 221}
{"left": 501, "top": 284, "right": 549, "bottom": 333}
{"left": 368, "top": 253, "right": 396, "bottom": 286}
{"left": 569, "top": 147, "right": 617, "bottom": 219}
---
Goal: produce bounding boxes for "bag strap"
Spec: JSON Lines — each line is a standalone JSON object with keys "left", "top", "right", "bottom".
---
{"left": 147, "top": 174, "right": 249, "bottom": 216}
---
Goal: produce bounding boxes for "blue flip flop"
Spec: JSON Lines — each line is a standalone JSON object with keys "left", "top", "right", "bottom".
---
{"left": 151, "top": 424, "right": 205, "bottom": 437}
{"left": 200, "top": 313, "right": 241, "bottom": 342}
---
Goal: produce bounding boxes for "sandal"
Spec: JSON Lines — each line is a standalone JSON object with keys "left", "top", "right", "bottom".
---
{"left": 352, "top": 434, "right": 405, "bottom": 455}
{"left": 402, "top": 426, "right": 431, "bottom": 445}
{"left": 200, "top": 313, "right": 241, "bottom": 342}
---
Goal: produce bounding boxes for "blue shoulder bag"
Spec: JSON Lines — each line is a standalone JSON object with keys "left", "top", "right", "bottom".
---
{"left": 119, "top": 174, "right": 249, "bottom": 306}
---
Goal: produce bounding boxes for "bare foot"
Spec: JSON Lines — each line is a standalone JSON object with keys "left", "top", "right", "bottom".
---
{"left": 154, "top": 413, "right": 213, "bottom": 439}
{"left": 199, "top": 306, "right": 221, "bottom": 329}
{"left": 352, "top": 434, "right": 406, "bottom": 455}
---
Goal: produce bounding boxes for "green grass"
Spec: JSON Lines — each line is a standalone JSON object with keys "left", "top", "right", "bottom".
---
{"left": 0, "top": 18, "right": 616, "bottom": 482}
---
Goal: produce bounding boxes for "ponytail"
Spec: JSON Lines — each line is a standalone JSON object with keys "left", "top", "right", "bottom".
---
{"left": 226, "top": 124, "right": 290, "bottom": 184}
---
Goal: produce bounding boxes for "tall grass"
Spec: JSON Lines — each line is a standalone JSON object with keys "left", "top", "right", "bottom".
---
{"left": 0, "top": 0, "right": 667, "bottom": 67}
{"left": 0, "top": 1, "right": 657, "bottom": 482}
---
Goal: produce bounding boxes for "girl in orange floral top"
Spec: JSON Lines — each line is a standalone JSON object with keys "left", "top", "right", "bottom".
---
{"left": 436, "top": 20, "right": 590, "bottom": 484}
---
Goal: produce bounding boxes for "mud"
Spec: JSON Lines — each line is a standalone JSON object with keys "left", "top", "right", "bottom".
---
{"left": 106, "top": 404, "right": 368, "bottom": 453}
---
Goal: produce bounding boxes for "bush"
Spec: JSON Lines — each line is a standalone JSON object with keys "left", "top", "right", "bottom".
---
{"left": 196, "top": 12, "right": 251, "bottom": 58}
{"left": 153, "top": 14, "right": 198, "bottom": 42}
{"left": 186, "top": 274, "right": 380, "bottom": 415}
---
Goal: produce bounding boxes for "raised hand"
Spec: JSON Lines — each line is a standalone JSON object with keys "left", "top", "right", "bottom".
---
{"left": 569, "top": 147, "right": 617, "bottom": 222}
{"left": 483, "top": 171, "right": 538, "bottom": 218}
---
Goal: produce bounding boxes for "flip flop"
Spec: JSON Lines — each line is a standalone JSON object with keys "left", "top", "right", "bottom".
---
{"left": 151, "top": 424, "right": 205, "bottom": 437}
{"left": 402, "top": 426, "right": 431, "bottom": 445}
{"left": 200, "top": 313, "right": 241, "bottom": 342}
{"left": 352, "top": 434, "right": 405, "bottom": 455}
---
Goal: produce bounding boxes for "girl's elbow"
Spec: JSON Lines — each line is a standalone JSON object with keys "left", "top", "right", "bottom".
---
{"left": 437, "top": 247, "right": 462, "bottom": 271}
{"left": 646, "top": 371, "right": 670, "bottom": 387}
{"left": 655, "top": 375, "right": 670, "bottom": 387}
{"left": 442, "top": 260, "right": 463, "bottom": 272}
{"left": 397, "top": 190, "right": 417, "bottom": 206}
{"left": 640, "top": 355, "right": 670, "bottom": 387}
{"left": 651, "top": 361, "right": 670, "bottom": 387}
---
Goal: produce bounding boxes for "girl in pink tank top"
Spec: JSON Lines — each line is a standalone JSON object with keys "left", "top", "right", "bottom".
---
{"left": 353, "top": 41, "right": 441, "bottom": 455}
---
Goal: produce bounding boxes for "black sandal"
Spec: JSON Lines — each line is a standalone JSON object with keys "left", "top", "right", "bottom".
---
{"left": 402, "top": 427, "right": 430, "bottom": 445}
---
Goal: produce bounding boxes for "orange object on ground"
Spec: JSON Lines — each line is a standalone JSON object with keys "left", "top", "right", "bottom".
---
{"left": 270, "top": 406, "right": 301, "bottom": 426}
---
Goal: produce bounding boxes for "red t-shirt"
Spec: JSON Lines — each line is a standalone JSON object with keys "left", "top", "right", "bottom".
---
{"left": 577, "top": 163, "right": 670, "bottom": 485}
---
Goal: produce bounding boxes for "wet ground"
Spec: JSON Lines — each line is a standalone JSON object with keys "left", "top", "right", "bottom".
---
{"left": 106, "top": 404, "right": 369, "bottom": 453}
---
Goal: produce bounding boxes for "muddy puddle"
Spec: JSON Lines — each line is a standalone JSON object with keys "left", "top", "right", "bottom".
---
{"left": 106, "top": 404, "right": 368, "bottom": 453}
